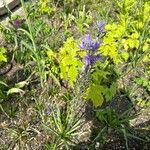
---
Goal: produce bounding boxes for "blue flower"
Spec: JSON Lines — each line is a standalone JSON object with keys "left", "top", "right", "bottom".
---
{"left": 84, "top": 54, "right": 102, "bottom": 71}
{"left": 79, "top": 34, "right": 100, "bottom": 51}
{"left": 79, "top": 34, "right": 103, "bottom": 72}
{"left": 97, "top": 21, "right": 105, "bottom": 35}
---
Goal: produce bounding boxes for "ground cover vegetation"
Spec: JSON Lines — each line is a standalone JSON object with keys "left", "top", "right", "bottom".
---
{"left": 0, "top": 0, "right": 150, "bottom": 149}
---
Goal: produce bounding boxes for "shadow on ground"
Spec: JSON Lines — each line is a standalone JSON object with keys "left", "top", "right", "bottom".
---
{"left": 72, "top": 92, "right": 150, "bottom": 150}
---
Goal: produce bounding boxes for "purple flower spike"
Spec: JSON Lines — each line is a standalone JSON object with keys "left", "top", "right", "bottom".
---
{"left": 91, "top": 38, "right": 100, "bottom": 51}
{"left": 79, "top": 34, "right": 92, "bottom": 50}
{"left": 84, "top": 54, "right": 102, "bottom": 71}
{"left": 78, "top": 33, "right": 103, "bottom": 72}
{"left": 79, "top": 34, "right": 100, "bottom": 51}
{"left": 97, "top": 21, "right": 105, "bottom": 34}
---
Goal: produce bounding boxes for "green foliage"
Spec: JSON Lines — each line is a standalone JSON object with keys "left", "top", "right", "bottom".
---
{"left": 0, "top": 80, "right": 9, "bottom": 102}
{"left": 100, "top": 0, "right": 150, "bottom": 65}
{"left": 122, "top": 32, "right": 139, "bottom": 50}
{"left": 7, "top": 88, "right": 24, "bottom": 95}
{"left": 0, "top": 24, "right": 14, "bottom": 43}
{"left": 136, "top": 98, "right": 150, "bottom": 108}
{"left": 0, "top": 47, "right": 7, "bottom": 63}
{"left": 95, "top": 107, "right": 145, "bottom": 150}
{"left": 99, "top": 22, "right": 131, "bottom": 64}
{"left": 43, "top": 103, "right": 82, "bottom": 149}
{"left": 58, "top": 37, "right": 84, "bottom": 86}
{"left": 86, "top": 84, "right": 105, "bottom": 107}
{"left": 74, "top": 5, "right": 93, "bottom": 33}
{"left": 85, "top": 63, "right": 117, "bottom": 107}
{"left": 7, "top": 81, "right": 28, "bottom": 95}
{"left": 37, "top": 0, "right": 55, "bottom": 15}
{"left": 135, "top": 77, "right": 150, "bottom": 92}
{"left": 96, "top": 107, "right": 128, "bottom": 128}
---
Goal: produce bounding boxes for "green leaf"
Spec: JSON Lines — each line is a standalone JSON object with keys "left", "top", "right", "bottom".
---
{"left": 86, "top": 84, "right": 104, "bottom": 107}
{"left": 143, "top": 80, "right": 148, "bottom": 87}
{"left": 0, "top": 81, "right": 8, "bottom": 87}
{"left": 7, "top": 88, "right": 24, "bottom": 95}
{"left": 46, "top": 49, "right": 54, "bottom": 58}
{"left": 121, "top": 52, "right": 129, "bottom": 61}
{"left": 15, "top": 81, "right": 28, "bottom": 88}
{"left": 105, "top": 83, "right": 117, "bottom": 101}
{"left": 0, "top": 55, "right": 7, "bottom": 62}
{"left": 0, "top": 47, "right": 7, "bottom": 62}
{"left": 91, "top": 70, "right": 109, "bottom": 83}
{"left": 134, "top": 78, "right": 143, "bottom": 85}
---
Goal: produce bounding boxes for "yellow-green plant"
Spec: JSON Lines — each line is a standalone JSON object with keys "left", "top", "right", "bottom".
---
{"left": 47, "top": 37, "right": 85, "bottom": 87}
{"left": 37, "top": 0, "right": 56, "bottom": 15}
{"left": 0, "top": 47, "right": 7, "bottom": 63}
{"left": 99, "top": 0, "right": 149, "bottom": 72}
{"left": 85, "top": 63, "right": 117, "bottom": 107}
{"left": 99, "top": 23, "right": 127, "bottom": 64}
{"left": 59, "top": 38, "right": 83, "bottom": 86}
